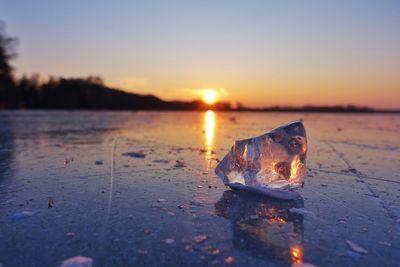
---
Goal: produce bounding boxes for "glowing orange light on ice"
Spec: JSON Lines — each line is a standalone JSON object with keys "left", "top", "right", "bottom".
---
{"left": 290, "top": 245, "right": 304, "bottom": 264}
{"left": 205, "top": 110, "right": 215, "bottom": 147}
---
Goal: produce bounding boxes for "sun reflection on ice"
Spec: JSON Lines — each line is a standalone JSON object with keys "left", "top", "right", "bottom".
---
{"left": 215, "top": 190, "right": 305, "bottom": 264}
{"left": 204, "top": 110, "right": 216, "bottom": 164}
{"left": 205, "top": 110, "right": 215, "bottom": 147}
{"left": 290, "top": 245, "right": 304, "bottom": 264}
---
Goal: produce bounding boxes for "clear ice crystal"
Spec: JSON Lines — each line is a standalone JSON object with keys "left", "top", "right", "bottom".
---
{"left": 215, "top": 120, "right": 307, "bottom": 199}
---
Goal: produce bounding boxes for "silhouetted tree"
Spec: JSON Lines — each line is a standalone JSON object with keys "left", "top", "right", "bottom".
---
{"left": 0, "top": 21, "right": 18, "bottom": 108}
{"left": 18, "top": 73, "right": 42, "bottom": 108}
{"left": 86, "top": 75, "right": 104, "bottom": 86}
{"left": 236, "top": 102, "right": 244, "bottom": 110}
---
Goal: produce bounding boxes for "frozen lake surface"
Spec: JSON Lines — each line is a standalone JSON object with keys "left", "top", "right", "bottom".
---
{"left": 0, "top": 111, "right": 399, "bottom": 267}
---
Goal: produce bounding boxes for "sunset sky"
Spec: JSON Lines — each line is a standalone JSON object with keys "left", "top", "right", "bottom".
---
{"left": 1, "top": 0, "right": 399, "bottom": 108}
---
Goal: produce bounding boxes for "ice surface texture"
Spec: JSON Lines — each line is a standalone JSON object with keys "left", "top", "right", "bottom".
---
{"left": 215, "top": 121, "right": 307, "bottom": 199}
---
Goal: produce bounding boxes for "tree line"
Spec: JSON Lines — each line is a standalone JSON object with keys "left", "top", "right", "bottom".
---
{"left": 0, "top": 21, "right": 232, "bottom": 110}
{"left": 1, "top": 21, "right": 396, "bottom": 113}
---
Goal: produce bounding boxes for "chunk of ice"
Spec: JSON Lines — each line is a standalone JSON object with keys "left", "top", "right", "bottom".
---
{"left": 215, "top": 121, "right": 307, "bottom": 200}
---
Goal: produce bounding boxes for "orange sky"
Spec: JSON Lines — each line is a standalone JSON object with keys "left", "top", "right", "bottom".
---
{"left": 2, "top": 1, "right": 400, "bottom": 109}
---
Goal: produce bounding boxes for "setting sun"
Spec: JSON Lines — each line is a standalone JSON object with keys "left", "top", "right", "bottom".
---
{"left": 203, "top": 89, "right": 217, "bottom": 104}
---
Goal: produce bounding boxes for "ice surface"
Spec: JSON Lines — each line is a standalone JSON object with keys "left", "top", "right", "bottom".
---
{"left": 1, "top": 111, "right": 399, "bottom": 266}
{"left": 215, "top": 121, "right": 307, "bottom": 199}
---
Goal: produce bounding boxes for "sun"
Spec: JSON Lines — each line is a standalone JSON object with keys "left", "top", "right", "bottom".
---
{"left": 203, "top": 89, "right": 217, "bottom": 104}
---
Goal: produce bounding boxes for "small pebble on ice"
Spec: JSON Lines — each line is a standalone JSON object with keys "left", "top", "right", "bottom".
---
{"left": 153, "top": 159, "right": 170, "bottom": 164}
{"left": 165, "top": 238, "right": 175, "bottom": 244}
{"left": 211, "top": 249, "right": 220, "bottom": 255}
{"left": 122, "top": 152, "right": 146, "bottom": 158}
{"left": 174, "top": 159, "right": 186, "bottom": 168}
{"left": 95, "top": 160, "right": 103, "bottom": 165}
{"left": 10, "top": 211, "right": 34, "bottom": 220}
{"left": 346, "top": 240, "right": 368, "bottom": 254}
{"left": 378, "top": 241, "right": 391, "bottom": 247}
{"left": 193, "top": 234, "right": 207, "bottom": 244}
{"left": 58, "top": 256, "right": 93, "bottom": 267}
{"left": 48, "top": 197, "right": 55, "bottom": 208}
{"left": 64, "top": 157, "right": 74, "bottom": 166}
{"left": 224, "top": 256, "right": 234, "bottom": 264}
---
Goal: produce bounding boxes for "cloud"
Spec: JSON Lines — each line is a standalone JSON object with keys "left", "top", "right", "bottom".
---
{"left": 108, "top": 76, "right": 148, "bottom": 93}
{"left": 191, "top": 88, "right": 228, "bottom": 98}
{"left": 119, "top": 76, "right": 148, "bottom": 88}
